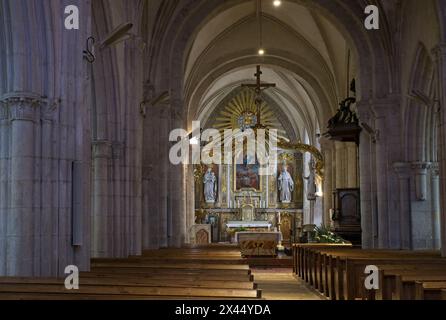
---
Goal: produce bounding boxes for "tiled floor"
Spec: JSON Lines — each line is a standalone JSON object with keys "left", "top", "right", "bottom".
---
{"left": 252, "top": 268, "right": 325, "bottom": 300}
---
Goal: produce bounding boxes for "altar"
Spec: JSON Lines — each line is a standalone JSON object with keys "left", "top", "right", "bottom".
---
{"left": 193, "top": 129, "right": 306, "bottom": 245}
{"left": 236, "top": 231, "right": 282, "bottom": 257}
{"left": 226, "top": 221, "right": 272, "bottom": 230}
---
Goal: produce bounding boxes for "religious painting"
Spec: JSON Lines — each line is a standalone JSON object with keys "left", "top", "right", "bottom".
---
{"left": 234, "top": 155, "right": 261, "bottom": 191}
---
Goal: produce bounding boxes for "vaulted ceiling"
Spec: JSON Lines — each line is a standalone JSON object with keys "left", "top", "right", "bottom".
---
{"left": 182, "top": 1, "right": 356, "bottom": 145}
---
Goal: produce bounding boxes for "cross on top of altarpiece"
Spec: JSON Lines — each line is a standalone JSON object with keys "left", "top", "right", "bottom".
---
{"left": 241, "top": 65, "right": 276, "bottom": 126}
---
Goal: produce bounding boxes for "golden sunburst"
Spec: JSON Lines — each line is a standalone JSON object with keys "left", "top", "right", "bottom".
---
{"left": 212, "top": 88, "right": 287, "bottom": 138}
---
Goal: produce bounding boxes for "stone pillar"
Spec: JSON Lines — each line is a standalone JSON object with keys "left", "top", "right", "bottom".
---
{"left": 431, "top": 163, "right": 441, "bottom": 249}
{"left": 169, "top": 102, "right": 186, "bottom": 248}
{"left": 432, "top": 44, "right": 446, "bottom": 256}
{"left": 357, "top": 103, "right": 374, "bottom": 248}
{"left": 393, "top": 162, "right": 412, "bottom": 249}
{"left": 320, "top": 139, "right": 333, "bottom": 228}
{"left": 1, "top": 93, "right": 42, "bottom": 276}
{"left": 372, "top": 99, "right": 401, "bottom": 249}
{"left": 412, "top": 162, "right": 431, "bottom": 201}
{"left": 185, "top": 164, "right": 195, "bottom": 243}
{"left": 91, "top": 140, "right": 112, "bottom": 258}
{"left": 374, "top": 114, "right": 389, "bottom": 248}
{"left": 0, "top": 101, "right": 8, "bottom": 275}
{"left": 159, "top": 107, "right": 169, "bottom": 247}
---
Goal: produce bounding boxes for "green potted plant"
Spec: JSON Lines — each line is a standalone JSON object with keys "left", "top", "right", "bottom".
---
{"left": 314, "top": 226, "right": 349, "bottom": 244}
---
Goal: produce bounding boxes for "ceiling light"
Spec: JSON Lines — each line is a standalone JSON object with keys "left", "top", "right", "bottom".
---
{"left": 273, "top": 0, "right": 282, "bottom": 7}
{"left": 258, "top": 48, "right": 265, "bottom": 55}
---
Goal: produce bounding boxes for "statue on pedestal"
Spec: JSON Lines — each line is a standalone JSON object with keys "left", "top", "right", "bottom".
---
{"left": 304, "top": 158, "right": 317, "bottom": 201}
{"left": 278, "top": 165, "right": 294, "bottom": 203}
{"left": 203, "top": 167, "right": 217, "bottom": 203}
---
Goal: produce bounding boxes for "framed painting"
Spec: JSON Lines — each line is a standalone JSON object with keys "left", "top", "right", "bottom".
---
{"left": 234, "top": 155, "right": 261, "bottom": 191}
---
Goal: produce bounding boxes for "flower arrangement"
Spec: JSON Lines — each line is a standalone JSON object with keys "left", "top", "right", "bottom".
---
{"left": 314, "top": 226, "right": 349, "bottom": 244}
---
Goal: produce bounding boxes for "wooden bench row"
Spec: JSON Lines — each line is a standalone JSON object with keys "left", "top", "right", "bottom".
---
{"left": 292, "top": 244, "right": 446, "bottom": 300}
{"left": 0, "top": 246, "right": 262, "bottom": 300}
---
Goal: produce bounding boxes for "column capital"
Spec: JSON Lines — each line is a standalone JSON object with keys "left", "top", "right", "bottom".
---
{"left": 431, "top": 162, "right": 440, "bottom": 177}
{"left": 0, "top": 102, "right": 7, "bottom": 121}
{"left": 0, "top": 92, "right": 43, "bottom": 122}
{"left": 393, "top": 162, "right": 411, "bottom": 178}
{"left": 411, "top": 161, "right": 432, "bottom": 174}
{"left": 92, "top": 140, "right": 113, "bottom": 159}
{"left": 411, "top": 161, "right": 431, "bottom": 201}
{"left": 112, "top": 142, "right": 124, "bottom": 160}
{"left": 371, "top": 96, "right": 400, "bottom": 119}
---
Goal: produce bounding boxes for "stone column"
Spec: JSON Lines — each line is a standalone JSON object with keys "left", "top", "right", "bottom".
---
{"left": 411, "top": 162, "right": 431, "bottom": 201}
{"left": 185, "top": 164, "right": 195, "bottom": 243}
{"left": 0, "top": 98, "right": 10, "bottom": 275}
{"left": 393, "top": 162, "right": 412, "bottom": 249}
{"left": 432, "top": 44, "right": 446, "bottom": 256}
{"left": 169, "top": 102, "right": 186, "bottom": 248}
{"left": 91, "top": 140, "right": 112, "bottom": 258}
{"left": 159, "top": 107, "right": 169, "bottom": 247}
{"left": 374, "top": 115, "right": 389, "bottom": 248}
{"left": 431, "top": 163, "right": 441, "bottom": 249}
{"left": 372, "top": 99, "right": 401, "bottom": 249}
{"left": 320, "top": 139, "right": 333, "bottom": 228}
{"left": 1, "top": 93, "right": 42, "bottom": 276}
{"left": 357, "top": 102, "right": 374, "bottom": 248}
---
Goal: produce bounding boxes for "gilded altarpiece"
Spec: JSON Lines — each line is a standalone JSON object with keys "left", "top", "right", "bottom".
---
{"left": 193, "top": 88, "right": 305, "bottom": 243}
{"left": 194, "top": 152, "right": 304, "bottom": 243}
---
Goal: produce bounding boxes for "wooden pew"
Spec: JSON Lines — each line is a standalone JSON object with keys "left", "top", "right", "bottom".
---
{"left": 82, "top": 271, "right": 254, "bottom": 282}
{"left": 0, "top": 276, "right": 257, "bottom": 290}
{"left": 292, "top": 243, "right": 353, "bottom": 278}
{"left": 91, "top": 261, "right": 251, "bottom": 271}
{"left": 0, "top": 283, "right": 261, "bottom": 299}
{"left": 313, "top": 250, "right": 441, "bottom": 300}
{"left": 415, "top": 281, "right": 446, "bottom": 300}
{"left": 376, "top": 268, "right": 446, "bottom": 300}
{"left": 0, "top": 246, "right": 262, "bottom": 300}
{"left": 344, "top": 254, "right": 446, "bottom": 300}
{"left": 294, "top": 245, "right": 446, "bottom": 300}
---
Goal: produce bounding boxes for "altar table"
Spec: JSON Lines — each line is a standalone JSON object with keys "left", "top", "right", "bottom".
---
{"left": 235, "top": 231, "right": 282, "bottom": 257}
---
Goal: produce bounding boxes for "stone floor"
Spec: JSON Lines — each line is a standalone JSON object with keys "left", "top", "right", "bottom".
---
{"left": 252, "top": 268, "right": 325, "bottom": 300}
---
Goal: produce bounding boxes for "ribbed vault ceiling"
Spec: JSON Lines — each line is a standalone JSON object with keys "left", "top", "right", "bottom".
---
{"left": 184, "top": 1, "right": 356, "bottom": 145}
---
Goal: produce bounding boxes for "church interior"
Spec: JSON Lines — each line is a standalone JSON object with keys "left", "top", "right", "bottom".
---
{"left": 1, "top": 0, "right": 446, "bottom": 301}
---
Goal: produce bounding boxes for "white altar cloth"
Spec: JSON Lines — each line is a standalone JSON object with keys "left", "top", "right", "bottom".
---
{"left": 226, "top": 221, "right": 272, "bottom": 229}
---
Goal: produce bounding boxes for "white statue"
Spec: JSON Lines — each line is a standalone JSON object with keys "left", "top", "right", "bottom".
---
{"left": 278, "top": 165, "right": 294, "bottom": 203}
{"left": 203, "top": 168, "right": 217, "bottom": 203}
{"left": 304, "top": 158, "right": 317, "bottom": 201}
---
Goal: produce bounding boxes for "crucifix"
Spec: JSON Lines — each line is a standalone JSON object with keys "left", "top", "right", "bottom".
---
{"left": 241, "top": 65, "right": 276, "bottom": 126}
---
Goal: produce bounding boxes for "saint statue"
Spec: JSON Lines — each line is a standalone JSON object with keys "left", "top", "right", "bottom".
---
{"left": 203, "top": 168, "right": 217, "bottom": 203}
{"left": 304, "top": 158, "right": 317, "bottom": 201}
{"left": 278, "top": 165, "right": 294, "bottom": 203}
